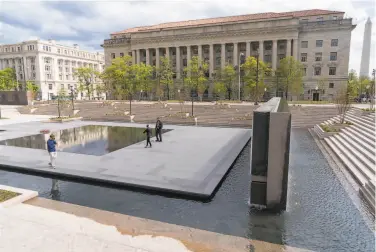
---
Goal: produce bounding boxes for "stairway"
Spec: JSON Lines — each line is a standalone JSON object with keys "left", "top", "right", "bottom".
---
{"left": 318, "top": 108, "right": 375, "bottom": 212}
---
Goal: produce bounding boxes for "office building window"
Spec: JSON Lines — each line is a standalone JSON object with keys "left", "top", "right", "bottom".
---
{"left": 329, "top": 67, "right": 336, "bottom": 75}
{"left": 315, "top": 52, "right": 322, "bottom": 61}
{"left": 329, "top": 83, "right": 334, "bottom": 88}
{"left": 49, "top": 84, "right": 53, "bottom": 90}
{"left": 59, "top": 74, "right": 63, "bottom": 80}
{"left": 66, "top": 75, "right": 69, "bottom": 80}
{"left": 330, "top": 52, "right": 337, "bottom": 61}
{"left": 316, "top": 40, "right": 323, "bottom": 47}
{"left": 61, "top": 84, "right": 64, "bottom": 89}
{"left": 111, "top": 53, "right": 115, "bottom": 59}
{"left": 331, "top": 39, "right": 338, "bottom": 47}
{"left": 314, "top": 67, "right": 321, "bottom": 76}
{"left": 120, "top": 53, "right": 124, "bottom": 57}
{"left": 301, "top": 53, "right": 307, "bottom": 62}
{"left": 301, "top": 41, "right": 308, "bottom": 48}
{"left": 302, "top": 68, "right": 307, "bottom": 76}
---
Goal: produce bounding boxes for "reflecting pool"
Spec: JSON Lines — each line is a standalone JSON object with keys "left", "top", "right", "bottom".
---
{"left": 0, "top": 125, "right": 171, "bottom": 156}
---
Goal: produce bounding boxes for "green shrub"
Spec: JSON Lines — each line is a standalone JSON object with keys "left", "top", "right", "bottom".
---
{"left": 320, "top": 124, "right": 339, "bottom": 132}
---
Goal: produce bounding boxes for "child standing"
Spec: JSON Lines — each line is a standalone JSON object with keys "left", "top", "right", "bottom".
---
{"left": 47, "top": 134, "right": 57, "bottom": 168}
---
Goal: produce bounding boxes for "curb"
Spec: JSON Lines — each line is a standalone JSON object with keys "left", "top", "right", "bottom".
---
{"left": 0, "top": 185, "right": 38, "bottom": 208}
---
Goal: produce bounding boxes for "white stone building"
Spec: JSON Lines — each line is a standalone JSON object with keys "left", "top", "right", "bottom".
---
{"left": 103, "top": 9, "right": 355, "bottom": 101}
{"left": 0, "top": 39, "right": 105, "bottom": 100}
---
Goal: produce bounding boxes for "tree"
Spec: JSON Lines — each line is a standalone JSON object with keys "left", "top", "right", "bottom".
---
{"left": 276, "top": 56, "right": 304, "bottom": 100}
{"left": 241, "top": 56, "right": 270, "bottom": 102}
{"left": 134, "top": 63, "right": 153, "bottom": 100}
{"left": 157, "top": 56, "right": 174, "bottom": 100}
{"left": 214, "top": 64, "right": 237, "bottom": 100}
{"left": 26, "top": 80, "right": 39, "bottom": 102}
{"left": 183, "top": 56, "right": 208, "bottom": 116}
{"left": 73, "top": 67, "right": 100, "bottom": 100}
{"left": 335, "top": 82, "right": 353, "bottom": 124}
{"left": 56, "top": 88, "right": 68, "bottom": 118}
{"left": 213, "top": 81, "right": 226, "bottom": 100}
{"left": 0, "top": 68, "right": 17, "bottom": 91}
{"left": 101, "top": 55, "right": 137, "bottom": 114}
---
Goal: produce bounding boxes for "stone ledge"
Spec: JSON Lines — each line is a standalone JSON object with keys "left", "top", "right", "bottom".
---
{"left": 45, "top": 117, "right": 83, "bottom": 123}
{"left": 0, "top": 185, "right": 38, "bottom": 208}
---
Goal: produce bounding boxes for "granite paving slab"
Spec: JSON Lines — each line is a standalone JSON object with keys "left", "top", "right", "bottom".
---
{"left": 0, "top": 120, "right": 251, "bottom": 199}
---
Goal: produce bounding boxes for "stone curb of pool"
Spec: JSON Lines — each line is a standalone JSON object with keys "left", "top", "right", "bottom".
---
{"left": 0, "top": 184, "right": 38, "bottom": 208}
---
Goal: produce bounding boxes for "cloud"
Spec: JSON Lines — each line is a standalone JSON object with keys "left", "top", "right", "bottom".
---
{"left": 0, "top": 0, "right": 374, "bottom": 75}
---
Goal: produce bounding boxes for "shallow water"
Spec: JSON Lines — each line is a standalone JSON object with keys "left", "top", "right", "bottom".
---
{"left": 0, "top": 129, "right": 374, "bottom": 251}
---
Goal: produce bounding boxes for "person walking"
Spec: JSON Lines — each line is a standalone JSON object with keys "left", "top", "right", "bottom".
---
{"left": 155, "top": 117, "right": 163, "bottom": 142}
{"left": 47, "top": 134, "right": 57, "bottom": 168}
{"left": 143, "top": 124, "right": 152, "bottom": 148}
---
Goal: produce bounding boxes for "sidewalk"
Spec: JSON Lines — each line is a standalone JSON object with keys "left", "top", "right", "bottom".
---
{"left": 0, "top": 203, "right": 191, "bottom": 252}
{"left": 0, "top": 105, "right": 51, "bottom": 126}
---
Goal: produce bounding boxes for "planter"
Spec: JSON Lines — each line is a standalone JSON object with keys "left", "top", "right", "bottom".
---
{"left": 331, "top": 123, "right": 350, "bottom": 131}
{"left": 314, "top": 124, "right": 339, "bottom": 139}
{"left": 48, "top": 116, "right": 82, "bottom": 123}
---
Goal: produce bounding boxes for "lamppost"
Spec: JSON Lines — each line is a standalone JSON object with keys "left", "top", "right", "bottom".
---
{"left": 315, "top": 85, "right": 318, "bottom": 101}
{"left": 254, "top": 49, "right": 260, "bottom": 105}
{"left": 372, "top": 69, "right": 375, "bottom": 109}
{"left": 70, "top": 86, "right": 75, "bottom": 111}
{"left": 140, "top": 89, "right": 143, "bottom": 101}
{"left": 238, "top": 53, "right": 245, "bottom": 101}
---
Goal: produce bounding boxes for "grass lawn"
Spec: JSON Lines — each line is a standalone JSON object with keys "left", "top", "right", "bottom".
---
{"left": 0, "top": 189, "right": 20, "bottom": 203}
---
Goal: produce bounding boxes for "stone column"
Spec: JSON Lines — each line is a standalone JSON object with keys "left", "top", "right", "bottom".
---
{"left": 259, "top": 41, "right": 264, "bottom": 61}
{"left": 246, "top": 41, "right": 251, "bottom": 58}
{"left": 165, "top": 47, "right": 169, "bottom": 59}
{"left": 176, "top": 46, "right": 181, "bottom": 79}
{"left": 292, "top": 39, "right": 298, "bottom": 61}
{"left": 233, "top": 43, "right": 238, "bottom": 67}
{"left": 136, "top": 49, "right": 140, "bottom": 64}
{"left": 209, "top": 44, "right": 214, "bottom": 77}
{"left": 145, "top": 48, "right": 150, "bottom": 65}
{"left": 132, "top": 50, "right": 136, "bottom": 64}
{"left": 286, "top": 39, "right": 291, "bottom": 57}
{"left": 272, "top": 40, "right": 278, "bottom": 70}
{"left": 221, "top": 43, "right": 226, "bottom": 69}
{"left": 187, "top": 45, "right": 191, "bottom": 63}
{"left": 155, "top": 48, "right": 160, "bottom": 68}
{"left": 198, "top": 44, "right": 202, "bottom": 63}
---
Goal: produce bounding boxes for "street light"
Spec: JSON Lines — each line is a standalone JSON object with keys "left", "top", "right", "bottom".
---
{"left": 254, "top": 49, "right": 260, "bottom": 105}
{"left": 70, "top": 86, "right": 75, "bottom": 111}
{"left": 238, "top": 52, "right": 245, "bottom": 101}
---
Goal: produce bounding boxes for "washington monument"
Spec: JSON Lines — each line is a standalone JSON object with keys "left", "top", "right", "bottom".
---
{"left": 360, "top": 17, "right": 372, "bottom": 77}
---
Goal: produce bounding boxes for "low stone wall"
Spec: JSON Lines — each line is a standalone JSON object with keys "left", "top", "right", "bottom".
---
{"left": 0, "top": 91, "right": 31, "bottom": 105}
{"left": 250, "top": 97, "right": 291, "bottom": 210}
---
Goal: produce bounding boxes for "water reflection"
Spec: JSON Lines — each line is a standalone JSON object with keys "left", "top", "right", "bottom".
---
{"left": 0, "top": 125, "right": 172, "bottom": 156}
{"left": 0, "top": 129, "right": 374, "bottom": 251}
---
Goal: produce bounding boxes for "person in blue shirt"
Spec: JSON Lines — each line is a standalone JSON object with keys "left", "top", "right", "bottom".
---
{"left": 47, "top": 134, "right": 57, "bottom": 168}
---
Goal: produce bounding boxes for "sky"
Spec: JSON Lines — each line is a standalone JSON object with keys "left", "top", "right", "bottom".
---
{"left": 0, "top": 0, "right": 375, "bottom": 76}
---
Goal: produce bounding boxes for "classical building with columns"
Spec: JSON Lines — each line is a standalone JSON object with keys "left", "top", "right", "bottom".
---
{"left": 103, "top": 9, "right": 355, "bottom": 100}
{"left": 0, "top": 39, "right": 105, "bottom": 100}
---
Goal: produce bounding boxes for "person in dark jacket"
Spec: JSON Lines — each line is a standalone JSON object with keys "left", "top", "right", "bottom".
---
{"left": 155, "top": 117, "right": 163, "bottom": 142}
{"left": 143, "top": 124, "right": 152, "bottom": 148}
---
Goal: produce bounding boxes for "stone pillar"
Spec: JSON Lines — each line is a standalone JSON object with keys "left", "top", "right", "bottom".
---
{"left": 136, "top": 49, "right": 140, "bottom": 64}
{"left": 246, "top": 41, "right": 251, "bottom": 58}
{"left": 209, "top": 44, "right": 214, "bottom": 78}
{"left": 198, "top": 44, "right": 202, "bottom": 63}
{"left": 221, "top": 43, "right": 226, "bottom": 69}
{"left": 165, "top": 47, "right": 169, "bottom": 59}
{"left": 145, "top": 48, "right": 150, "bottom": 65}
{"left": 132, "top": 50, "right": 136, "bottom": 64}
{"left": 155, "top": 48, "right": 160, "bottom": 68}
{"left": 186, "top": 45, "right": 191, "bottom": 63}
{"left": 233, "top": 43, "right": 238, "bottom": 67}
{"left": 272, "top": 40, "right": 278, "bottom": 70}
{"left": 259, "top": 41, "right": 264, "bottom": 61}
{"left": 292, "top": 39, "right": 298, "bottom": 61}
{"left": 286, "top": 39, "right": 291, "bottom": 57}
{"left": 176, "top": 46, "right": 181, "bottom": 79}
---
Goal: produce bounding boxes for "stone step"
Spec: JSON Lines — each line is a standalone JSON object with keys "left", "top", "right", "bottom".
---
{"left": 324, "top": 137, "right": 368, "bottom": 186}
{"left": 335, "top": 133, "right": 375, "bottom": 168}
{"left": 341, "top": 128, "right": 375, "bottom": 155}
{"left": 347, "top": 125, "right": 376, "bottom": 143}
{"left": 332, "top": 135, "right": 375, "bottom": 180}
{"left": 359, "top": 185, "right": 375, "bottom": 212}
{"left": 346, "top": 111, "right": 376, "bottom": 124}
{"left": 365, "top": 180, "right": 376, "bottom": 192}
{"left": 344, "top": 114, "right": 375, "bottom": 132}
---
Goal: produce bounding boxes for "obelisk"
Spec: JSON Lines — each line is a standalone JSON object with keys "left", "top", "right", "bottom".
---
{"left": 360, "top": 17, "right": 372, "bottom": 77}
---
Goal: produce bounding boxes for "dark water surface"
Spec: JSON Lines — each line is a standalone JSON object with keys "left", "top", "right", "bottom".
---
{"left": 0, "top": 129, "right": 374, "bottom": 251}
{"left": 0, "top": 125, "right": 171, "bottom": 156}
